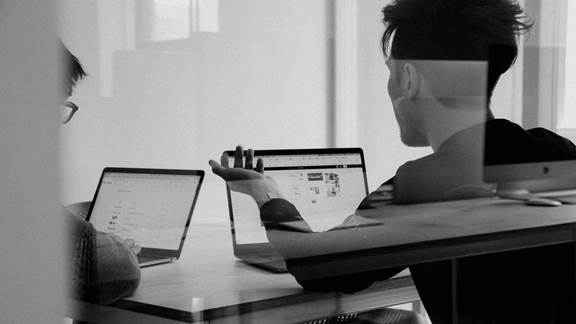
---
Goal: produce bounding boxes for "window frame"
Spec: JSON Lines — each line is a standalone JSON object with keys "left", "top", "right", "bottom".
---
{"left": 135, "top": 0, "right": 220, "bottom": 51}
{"left": 523, "top": 0, "right": 574, "bottom": 142}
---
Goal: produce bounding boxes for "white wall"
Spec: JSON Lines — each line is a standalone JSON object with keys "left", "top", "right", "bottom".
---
{"left": 559, "top": 0, "right": 576, "bottom": 129}
{"left": 59, "top": 0, "right": 525, "bottom": 213}
{"left": 59, "top": 0, "right": 330, "bottom": 223}
{"left": 59, "top": 0, "right": 434, "bottom": 217}
{"left": 0, "top": 1, "right": 63, "bottom": 322}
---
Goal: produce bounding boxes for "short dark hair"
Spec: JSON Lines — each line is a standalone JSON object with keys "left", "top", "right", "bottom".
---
{"left": 381, "top": 0, "right": 532, "bottom": 98}
{"left": 59, "top": 40, "right": 87, "bottom": 95}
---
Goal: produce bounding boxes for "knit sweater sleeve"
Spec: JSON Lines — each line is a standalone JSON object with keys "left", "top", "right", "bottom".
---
{"left": 67, "top": 209, "right": 141, "bottom": 304}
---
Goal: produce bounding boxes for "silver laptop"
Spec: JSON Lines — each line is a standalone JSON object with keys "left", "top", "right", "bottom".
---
{"left": 224, "top": 148, "right": 369, "bottom": 272}
{"left": 87, "top": 168, "right": 204, "bottom": 267}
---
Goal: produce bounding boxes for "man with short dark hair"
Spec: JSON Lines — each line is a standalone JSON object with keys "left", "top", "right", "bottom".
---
{"left": 210, "top": 0, "right": 576, "bottom": 322}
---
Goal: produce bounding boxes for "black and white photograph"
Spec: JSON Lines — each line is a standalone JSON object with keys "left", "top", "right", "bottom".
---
{"left": 2, "top": 0, "right": 576, "bottom": 323}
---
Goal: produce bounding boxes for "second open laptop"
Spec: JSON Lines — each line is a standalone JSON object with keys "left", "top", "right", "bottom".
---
{"left": 224, "top": 148, "right": 369, "bottom": 272}
{"left": 87, "top": 168, "right": 204, "bottom": 267}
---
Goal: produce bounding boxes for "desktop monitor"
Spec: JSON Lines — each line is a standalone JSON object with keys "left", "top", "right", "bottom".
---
{"left": 483, "top": 45, "right": 576, "bottom": 193}
{"left": 484, "top": 145, "right": 576, "bottom": 193}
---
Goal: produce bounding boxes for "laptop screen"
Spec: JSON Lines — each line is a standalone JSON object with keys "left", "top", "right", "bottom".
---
{"left": 228, "top": 150, "right": 368, "bottom": 244}
{"left": 89, "top": 171, "right": 202, "bottom": 251}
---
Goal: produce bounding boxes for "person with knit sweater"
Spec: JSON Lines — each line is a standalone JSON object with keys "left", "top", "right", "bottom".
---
{"left": 61, "top": 42, "right": 141, "bottom": 305}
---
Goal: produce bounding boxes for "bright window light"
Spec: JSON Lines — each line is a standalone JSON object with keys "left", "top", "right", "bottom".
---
{"left": 152, "top": 0, "right": 191, "bottom": 42}
{"left": 194, "top": 0, "right": 219, "bottom": 33}
{"left": 558, "top": 1, "right": 576, "bottom": 128}
{"left": 151, "top": 0, "right": 219, "bottom": 42}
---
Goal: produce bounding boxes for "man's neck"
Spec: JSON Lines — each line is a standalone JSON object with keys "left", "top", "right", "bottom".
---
{"left": 426, "top": 105, "right": 494, "bottom": 152}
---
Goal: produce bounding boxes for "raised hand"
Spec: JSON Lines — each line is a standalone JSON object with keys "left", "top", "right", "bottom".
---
{"left": 209, "top": 145, "right": 284, "bottom": 209}
{"left": 209, "top": 146, "right": 265, "bottom": 183}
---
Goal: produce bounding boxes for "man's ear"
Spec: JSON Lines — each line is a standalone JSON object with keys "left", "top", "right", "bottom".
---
{"left": 401, "top": 63, "right": 419, "bottom": 100}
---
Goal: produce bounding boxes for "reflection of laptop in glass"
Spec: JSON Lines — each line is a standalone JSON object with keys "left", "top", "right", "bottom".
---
{"left": 224, "top": 148, "right": 369, "bottom": 272}
{"left": 87, "top": 168, "right": 204, "bottom": 267}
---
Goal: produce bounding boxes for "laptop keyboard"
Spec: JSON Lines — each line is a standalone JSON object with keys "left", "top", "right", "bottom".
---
{"left": 298, "top": 308, "right": 417, "bottom": 324}
{"left": 300, "top": 312, "right": 359, "bottom": 324}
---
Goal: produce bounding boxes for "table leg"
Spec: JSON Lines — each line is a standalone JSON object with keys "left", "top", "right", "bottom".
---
{"left": 450, "top": 259, "right": 459, "bottom": 324}
{"left": 573, "top": 230, "right": 576, "bottom": 323}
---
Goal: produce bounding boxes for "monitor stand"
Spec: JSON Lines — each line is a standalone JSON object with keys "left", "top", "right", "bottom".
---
{"left": 494, "top": 178, "right": 576, "bottom": 206}
{"left": 497, "top": 188, "right": 562, "bottom": 207}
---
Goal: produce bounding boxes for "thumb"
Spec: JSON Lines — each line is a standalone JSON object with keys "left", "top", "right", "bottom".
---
{"left": 208, "top": 160, "right": 225, "bottom": 176}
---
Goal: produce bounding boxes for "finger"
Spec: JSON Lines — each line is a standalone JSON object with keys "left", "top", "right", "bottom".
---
{"left": 234, "top": 145, "right": 243, "bottom": 168}
{"left": 256, "top": 158, "right": 265, "bottom": 173}
{"left": 209, "top": 160, "right": 225, "bottom": 176}
{"left": 245, "top": 149, "right": 254, "bottom": 170}
{"left": 134, "top": 244, "right": 142, "bottom": 255}
{"left": 220, "top": 153, "right": 229, "bottom": 168}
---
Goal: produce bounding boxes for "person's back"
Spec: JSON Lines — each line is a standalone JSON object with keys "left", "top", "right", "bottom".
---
{"left": 403, "top": 120, "right": 576, "bottom": 322}
{"left": 394, "top": 119, "right": 576, "bottom": 203}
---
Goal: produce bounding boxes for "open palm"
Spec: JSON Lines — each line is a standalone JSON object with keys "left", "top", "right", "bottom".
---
{"left": 209, "top": 146, "right": 283, "bottom": 208}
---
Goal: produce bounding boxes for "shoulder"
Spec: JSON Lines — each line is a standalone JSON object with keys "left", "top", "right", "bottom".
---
{"left": 528, "top": 127, "right": 576, "bottom": 147}
{"left": 66, "top": 207, "right": 96, "bottom": 242}
{"left": 393, "top": 152, "right": 491, "bottom": 204}
{"left": 526, "top": 126, "right": 576, "bottom": 158}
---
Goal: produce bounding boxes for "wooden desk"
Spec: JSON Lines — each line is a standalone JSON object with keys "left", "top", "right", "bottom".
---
{"left": 281, "top": 197, "right": 576, "bottom": 277}
{"left": 71, "top": 220, "right": 419, "bottom": 323}
{"left": 72, "top": 197, "right": 576, "bottom": 323}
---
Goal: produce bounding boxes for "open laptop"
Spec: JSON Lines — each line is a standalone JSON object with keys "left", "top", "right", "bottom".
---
{"left": 87, "top": 168, "right": 204, "bottom": 267}
{"left": 224, "top": 148, "right": 369, "bottom": 272}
